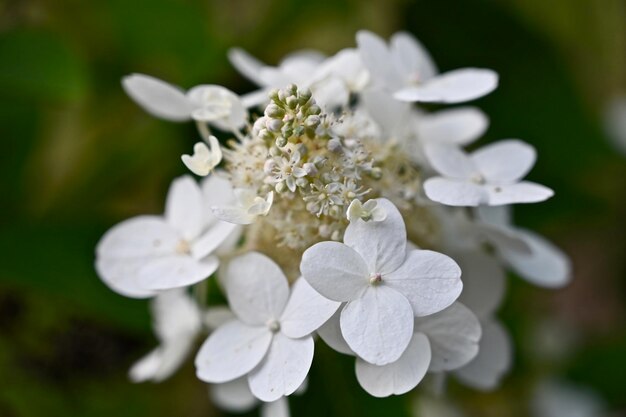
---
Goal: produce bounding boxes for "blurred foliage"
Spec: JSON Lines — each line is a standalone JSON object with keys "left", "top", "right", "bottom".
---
{"left": 0, "top": 0, "right": 624, "bottom": 416}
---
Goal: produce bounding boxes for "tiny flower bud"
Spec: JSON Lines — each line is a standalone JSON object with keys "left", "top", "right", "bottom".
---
{"left": 266, "top": 118, "right": 283, "bottom": 133}
{"left": 305, "top": 115, "right": 320, "bottom": 128}
{"left": 308, "top": 104, "right": 321, "bottom": 115}
{"left": 286, "top": 96, "right": 298, "bottom": 109}
{"left": 265, "top": 103, "right": 285, "bottom": 118}
{"left": 287, "top": 84, "right": 298, "bottom": 96}
{"left": 370, "top": 167, "right": 383, "bottom": 179}
{"left": 269, "top": 89, "right": 280, "bottom": 102}
{"left": 259, "top": 128, "right": 273, "bottom": 140}
{"left": 303, "top": 162, "right": 318, "bottom": 176}
{"left": 275, "top": 136, "right": 288, "bottom": 147}
{"left": 295, "top": 177, "right": 308, "bottom": 188}
{"left": 327, "top": 138, "right": 343, "bottom": 153}
{"left": 275, "top": 181, "right": 287, "bottom": 193}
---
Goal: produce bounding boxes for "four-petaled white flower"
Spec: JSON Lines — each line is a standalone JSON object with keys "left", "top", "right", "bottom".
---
{"left": 212, "top": 188, "right": 274, "bottom": 225}
{"left": 357, "top": 30, "right": 498, "bottom": 103}
{"left": 122, "top": 74, "right": 247, "bottom": 130}
{"left": 301, "top": 198, "right": 462, "bottom": 365}
{"left": 423, "top": 140, "right": 554, "bottom": 206}
{"left": 129, "top": 289, "right": 202, "bottom": 382}
{"left": 95, "top": 175, "right": 238, "bottom": 297}
{"left": 346, "top": 199, "right": 387, "bottom": 222}
{"left": 182, "top": 136, "right": 223, "bottom": 176}
{"left": 195, "top": 252, "right": 339, "bottom": 401}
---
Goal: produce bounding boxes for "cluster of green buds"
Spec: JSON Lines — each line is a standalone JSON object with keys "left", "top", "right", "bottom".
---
{"left": 258, "top": 84, "right": 324, "bottom": 147}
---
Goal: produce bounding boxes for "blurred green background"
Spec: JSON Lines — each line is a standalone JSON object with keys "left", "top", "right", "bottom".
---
{"left": 0, "top": 0, "right": 625, "bottom": 416}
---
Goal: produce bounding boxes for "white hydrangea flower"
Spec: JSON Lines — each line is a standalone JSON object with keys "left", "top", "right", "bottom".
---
{"left": 357, "top": 30, "right": 498, "bottom": 103}
{"left": 95, "top": 175, "right": 238, "bottom": 297}
{"left": 424, "top": 140, "right": 554, "bottom": 206}
{"left": 195, "top": 252, "right": 339, "bottom": 401}
{"left": 228, "top": 47, "right": 363, "bottom": 109}
{"left": 129, "top": 288, "right": 202, "bottom": 382}
{"left": 122, "top": 74, "right": 246, "bottom": 130}
{"left": 301, "top": 198, "right": 462, "bottom": 365}
{"left": 181, "top": 136, "right": 222, "bottom": 176}
{"left": 477, "top": 206, "right": 572, "bottom": 288}
{"left": 211, "top": 188, "right": 274, "bottom": 225}
{"left": 346, "top": 199, "right": 387, "bottom": 222}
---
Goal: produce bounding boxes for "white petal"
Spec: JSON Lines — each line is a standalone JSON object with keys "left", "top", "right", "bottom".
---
{"left": 390, "top": 31, "right": 437, "bottom": 81}
{"left": 211, "top": 205, "right": 255, "bottom": 224}
{"left": 424, "top": 177, "right": 486, "bottom": 206}
{"left": 417, "top": 107, "right": 488, "bottom": 146}
{"left": 455, "top": 251, "right": 506, "bottom": 318}
{"left": 414, "top": 303, "right": 481, "bottom": 372}
{"left": 423, "top": 143, "right": 476, "bottom": 179}
{"left": 95, "top": 216, "right": 180, "bottom": 298}
{"left": 196, "top": 320, "right": 273, "bottom": 383}
{"left": 300, "top": 242, "right": 369, "bottom": 302}
{"left": 122, "top": 73, "right": 192, "bottom": 121}
{"left": 471, "top": 140, "right": 536, "bottom": 183}
{"left": 394, "top": 68, "right": 498, "bottom": 103}
{"left": 355, "top": 332, "right": 431, "bottom": 397}
{"left": 499, "top": 229, "right": 571, "bottom": 288}
{"left": 477, "top": 222, "right": 532, "bottom": 255}
{"left": 280, "top": 278, "right": 341, "bottom": 338}
{"left": 260, "top": 398, "right": 290, "bottom": 417}
{"left": 248, "top": 333, "right": 314, "bottom": 402}
{"left": 241, "top": 88, "right": 271, "bottom": 108}
{"left": 129, "top": 338, "right": 194, "bottom": 383}
{"left": 385, "top": 249, "right": 462, "bottom": 316}
{"left": 226, "top": 252, "right": 290, "bottom": 325}
{"left": 138, "top": 255, "right": 219, "bottom": 290}
{"left": 485, "top": 181, "right": 554, "bottom": 205}
{"left": 210, "top": 377, "right": 257, "bottom": 412}
{"left": 340, "top": 286, "right": 414, "bottom": 365}
{"left": 228, "top": 48, "right": 266, "bottom": 86}
{"left": 165, "top": 176, "right": 204, "bottom": 241}
{"left": 191, "top": 220, "right": 239, "bottom": 260}
{"left": 454, "top": 318, "right": 512, "bottom": 391}
{"left": 151, "top": 288, "right": 202, "bottom": 342}
{"left": 316, "top": 308, "right": 354, "bottom": 355}
{"left": 344, "top": 198, "right": 407, "bottom": 274}
{"left": 361, "top": 88, "right": 412, "bottom": 137}
{"left": 356, "top": 30, "right": 403, "bottom": 90}
{"left": 201, "top": 173, "right": 236, "bottom": 224}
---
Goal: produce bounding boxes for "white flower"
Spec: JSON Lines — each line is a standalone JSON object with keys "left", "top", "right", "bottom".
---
{"left": 423, "top": 140, "right": 554, "bottom": 206}
{"left": 453, "top": 317, "right": 512, "bottom": 391}
{"left": 181, "top": 136, "right": 222, "bottom": 176}
{"left": 129, "top": 289, "right": 202, "bottom": 382}
{"left": 195, "top": 252, "right": 339, "bottom": 401}
{"left": 477, "top": 206, "right": 571, "bottom": 288}
{"left": 346, "top": 199, "right": 387, "bottom": 222}
{"left": 357, "top": 30, "right": 498, "bottom": 103}
{"left": 301, "top": 198, "right": 462, "bottom": 365}
{"left": 228, "top": 47, "right": 361, "bottom": 109}
{"left": 95, "top": 175, "right": 238, "bottom": 297}
{"left": 415, "top": 107, "right": 488, "bottom": 147}
{"left": 211, "top": 188, "right": 274, "bottom": 225}
{"left": 122, "top": 74, "right": 246, "bottom": 130}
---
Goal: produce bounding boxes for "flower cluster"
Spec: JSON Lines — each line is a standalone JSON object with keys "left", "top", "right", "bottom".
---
{"left": 96, "top": 30, "right": 571, "bottom": 415}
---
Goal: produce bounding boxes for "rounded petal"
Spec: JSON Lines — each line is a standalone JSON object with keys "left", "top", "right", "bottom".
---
{"left": 95, "top": 216, "right": 180, "bottom": 298}
{"left": 248, "top": 333, "right": 314, "bottom": 402}
{"left": 423, "top": 143, "right": 476, "bottom": 179}
{"left": 300, "top": 242, "right": 369, "bottom": 302}
{"left": 499, "top": 229, "right": 571, "bottom": 288}
{"left": 195, "top": 320, "right": 272, "bottom": 383}
{"left": 343, "top": 198, "right": 407, "bottom": 275}
{"left": 317, "top": 308, "right": 354, "bottom": 355}
{"left": 228, "top": 48, "right": 266, "bottom": 86}
{"left": 417, "top": 107, "right": 488, "bottom": 146}
{"left": 390, "top": 31, "right": 437, "bottom": 81}
{"left": 394, "top": 68, "right": 498, "bottom": 103}
{"left": 485, "top": 181, "right": 554, "bottom": 205}
{"left": 355, "top": 332, "right": 431, "bottom": 397}
{"left": 122, "top": 73, "right": 192, "bottom": 121}
{"left": 226, "top": 252, "right": 290, "bottom": 326}
{"left": 356, "top": 30, "right": 403, "bottom": 90}
{"left": 455, "top": 251, "right": 506, "bottom": 318}
{"left": 165, "top": 176, "right": 204, "bottom": 241}
{"left": 340, "top": 286, "right": 414, "bottom": 365}
{"left": 454, "top": 318, "right": 512, "bottom": 391}
{"left": 129, "top": 339, "right": 194, "bottom": 383}
{"left": 280, "top": 278, "right": 341, "bottom": 339}
{"left": 424, "top": 177, "right": 486, "bottom": 207}
{"left": 138, "top": 255, "right": 219, "bottom": 290}
{"left": 385, "top": 250, "right": 462, "bottom": 316}
{"left": 191, "top": 220, "right": 239, "bottom": 260}
{"left": 471, "top": 140, "right": 536, "bottom": 183}
{"left": 210, "top": 377, "right": 257, "bottom": 413}
{"left": 414, "top": 303, "right": 481, "bottom": 372}
{"left": 201, "top": 173, "right": 236, "bottom": 226}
